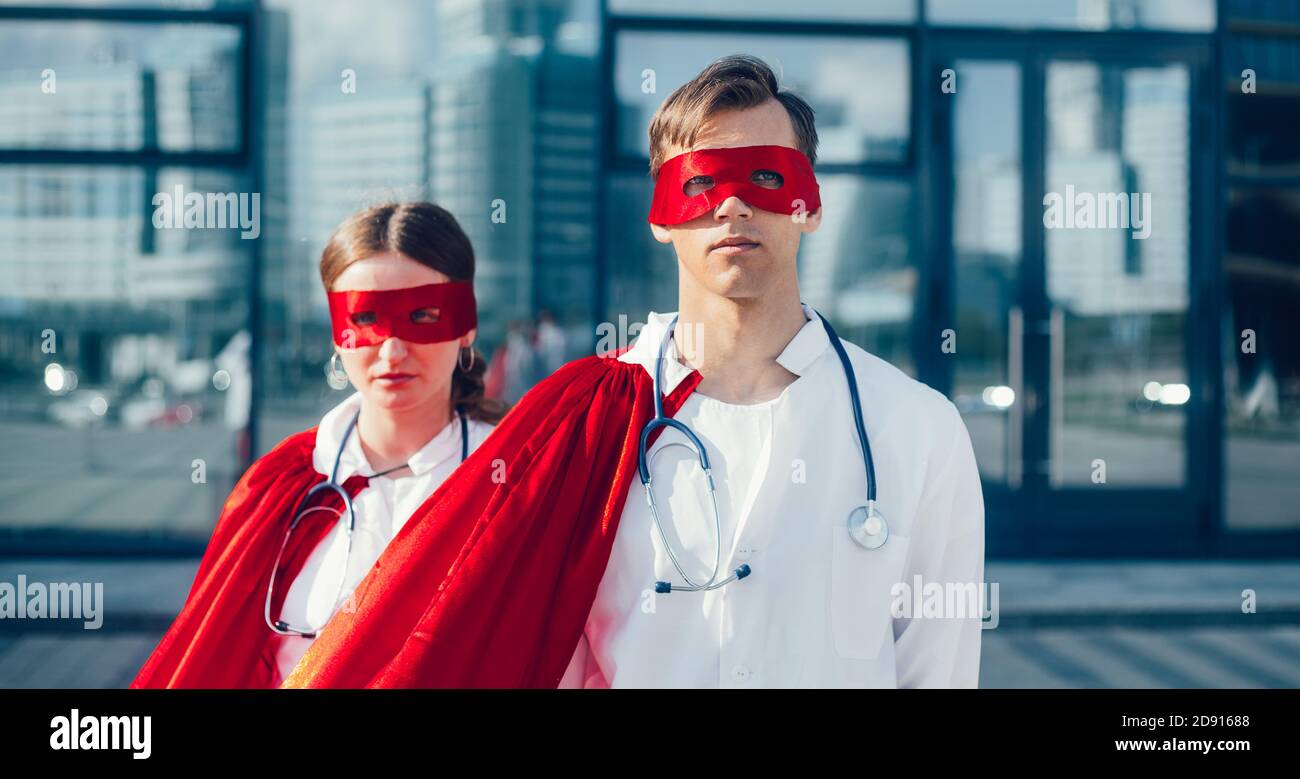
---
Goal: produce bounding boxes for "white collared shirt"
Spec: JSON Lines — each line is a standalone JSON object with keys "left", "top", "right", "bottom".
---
{"left": 559, "top": 304, "right": 985, "bottom": 688}
{"left": 271, "top": 392, "right": 495, "bottom": 685}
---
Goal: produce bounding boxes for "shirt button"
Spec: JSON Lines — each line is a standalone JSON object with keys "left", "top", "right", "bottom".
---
{"left": 732, "top": 665, "right": 752, "bottom": 682}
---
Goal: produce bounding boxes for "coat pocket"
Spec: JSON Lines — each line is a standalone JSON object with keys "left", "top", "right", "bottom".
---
{"left": 828, "top": 526, "right": 911, "bottom": 661}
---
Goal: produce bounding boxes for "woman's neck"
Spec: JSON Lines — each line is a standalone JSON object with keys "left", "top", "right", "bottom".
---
{"left": 354, "top": 392, "right": 453, "bottom": 474}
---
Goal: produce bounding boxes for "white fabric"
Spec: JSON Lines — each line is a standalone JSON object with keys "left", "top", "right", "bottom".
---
{"left": 271, "top": 391, "right": 494, "bottom": 686}
{"left": 559, "top": 304, "right": 985, "bottom": 688}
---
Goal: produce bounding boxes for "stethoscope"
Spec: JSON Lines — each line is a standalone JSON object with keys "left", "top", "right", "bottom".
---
{"left": 264, "top": 408, "right": 469, "bottom": 637}
{"left": 637, "top": 309, "right": 886, "bottom": 595}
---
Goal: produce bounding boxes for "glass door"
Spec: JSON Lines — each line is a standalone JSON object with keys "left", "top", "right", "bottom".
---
{"left": 934, "top": 52, "right": 1027, "bottom": 553}
{"left": 932, "top": 36, "right": 1212, "bottom": 555}
{"left": 1043, "top": 59, "right": 1193, "bottom": 489}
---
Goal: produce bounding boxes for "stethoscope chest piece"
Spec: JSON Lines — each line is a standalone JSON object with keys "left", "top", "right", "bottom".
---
{"left": 848, "top": 503, "right": 888, "bottom": 549}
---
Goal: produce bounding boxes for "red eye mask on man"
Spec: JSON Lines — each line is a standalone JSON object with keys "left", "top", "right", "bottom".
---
{"left": 647, "top": 144, "right": 821, "bottom": 225}
{"left": 327, "top": 281, "right": 477, "bottom": 348}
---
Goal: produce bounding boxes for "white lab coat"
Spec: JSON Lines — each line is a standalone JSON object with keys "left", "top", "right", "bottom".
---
{"left": 559, "top": 305, "right": 985, "bottom": 688}
{"left": 271, "top": 391, "right": 495, "bottom": 686}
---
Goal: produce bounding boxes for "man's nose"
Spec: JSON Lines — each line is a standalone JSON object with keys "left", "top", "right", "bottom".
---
{"left": 713, "top": 195, "right": 753, "bottom": 221}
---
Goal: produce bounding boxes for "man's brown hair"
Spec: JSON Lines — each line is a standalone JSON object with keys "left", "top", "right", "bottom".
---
{"left": 647, "top": 54, "right": 818, "bottom": 179}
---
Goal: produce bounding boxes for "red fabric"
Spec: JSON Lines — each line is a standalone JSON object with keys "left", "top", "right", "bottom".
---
{"left": 327, "top": 281, "right": 476, "bottom": 347}
{"left": 131, "top": 431, "right": 372, "bottom": 689}
{"left": 282, "top": 352, "right": 700, "bottom": 688}
{"left": 648, "top": 144, "right": 821, "bottom": 225}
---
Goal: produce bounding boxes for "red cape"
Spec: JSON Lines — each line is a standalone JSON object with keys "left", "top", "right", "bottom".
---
{"left": 131, "top": 431, "right": 371, "bottom": 688}
{"left": 282, "top": 353, "right": 700, "bottom": 688}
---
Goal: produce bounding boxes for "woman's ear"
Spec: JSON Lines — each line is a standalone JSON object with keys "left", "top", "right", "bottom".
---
{"left": 461, "top": 327, "right": 478, "bottom": 349}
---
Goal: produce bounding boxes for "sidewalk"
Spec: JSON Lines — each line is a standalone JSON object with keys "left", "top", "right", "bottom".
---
{"left": 2, "top": 558, "right": 1299, "bottom": 687}
{"left": 987, "top": 560, "right": 1300, "bottom": 627}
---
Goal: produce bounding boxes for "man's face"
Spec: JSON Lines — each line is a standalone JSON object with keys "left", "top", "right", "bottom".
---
{"left": 650, "top": 99, "right": 822, "bottom": 301}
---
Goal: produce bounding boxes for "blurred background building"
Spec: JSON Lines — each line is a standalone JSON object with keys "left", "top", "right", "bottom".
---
{"left": 0, "top": 0, "right": 1296, "bottom": 564}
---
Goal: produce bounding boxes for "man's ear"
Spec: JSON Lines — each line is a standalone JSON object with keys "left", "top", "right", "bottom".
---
{"left": 798, "top": 205, "right": 823, "bottom": 234}
{"left": 649, "top": 222, "right": 674, "bottom": 244}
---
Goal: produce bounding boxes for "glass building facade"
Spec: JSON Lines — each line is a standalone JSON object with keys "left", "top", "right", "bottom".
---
{"left": 0, "top": 0, "right": 1296, "bottom": 557}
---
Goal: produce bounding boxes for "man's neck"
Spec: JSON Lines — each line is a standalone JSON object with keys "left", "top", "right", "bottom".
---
{"left": 355, "top": 392, "right": 452, "bottom": 474}
{"left": 673, "top": 284, "right": 807, "bottom": 405}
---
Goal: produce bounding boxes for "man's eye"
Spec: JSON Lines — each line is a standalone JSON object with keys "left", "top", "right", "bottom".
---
{"left": 751, "top": 169, "right": 784, "bottom": 189}
{"left": 350, "top": 311, "right": 377, "bottom": 326}
{"left": 683, "top": 175, "right": 715, "bottom": 197}
{"left": 410, "top": 307, "right": 441, "bottom": 324}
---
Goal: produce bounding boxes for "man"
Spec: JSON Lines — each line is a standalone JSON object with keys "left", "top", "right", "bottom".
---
{"left": 283, "top": 55, "right": 984, "bottom": 689}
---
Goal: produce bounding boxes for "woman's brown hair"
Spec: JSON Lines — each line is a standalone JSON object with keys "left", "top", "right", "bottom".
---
{"left": 319, "top": 201, "right": 507, "bottom": 424}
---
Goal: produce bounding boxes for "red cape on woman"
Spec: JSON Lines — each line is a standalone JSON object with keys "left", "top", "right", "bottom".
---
{"left": 131, "top": 430, "right": 370, "bottom": 688}
{"left": 282, "top": 353, "right": 700, "bottom": 688}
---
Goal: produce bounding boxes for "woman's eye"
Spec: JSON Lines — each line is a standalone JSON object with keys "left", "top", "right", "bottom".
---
{"left": 410, "top": 307, "right": 441, "bottom": 324}
{"left": 683, "top": 175, "right": 715, "bottom": 197}
{"left": 350, "top": 311, "right": 377, "bottom": 326}
{"left": 751, "top": 169, "right": 784, "bottom": 189}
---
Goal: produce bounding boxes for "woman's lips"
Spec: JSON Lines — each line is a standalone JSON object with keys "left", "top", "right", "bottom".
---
{"left": 374, "top": 373, "right": 415, "bottom": 386}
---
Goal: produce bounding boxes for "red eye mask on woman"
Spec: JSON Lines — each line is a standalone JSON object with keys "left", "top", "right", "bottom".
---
{"left": 327, "top": 281, "right": 477, "bottom": 348}
{"left": 648, "top": 144, "right": 821, "bottom": 225}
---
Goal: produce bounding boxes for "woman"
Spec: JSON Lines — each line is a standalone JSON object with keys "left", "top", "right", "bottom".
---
{"left": 132, "top": 202, "right": 504, "bottom": 688}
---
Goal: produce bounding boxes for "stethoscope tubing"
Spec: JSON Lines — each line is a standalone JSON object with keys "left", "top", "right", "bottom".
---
{"left": 637, "top": 308, "right": 878, "bottom": 594}
{"left": 265, "top": 407, "right": 469, "bottom": 636}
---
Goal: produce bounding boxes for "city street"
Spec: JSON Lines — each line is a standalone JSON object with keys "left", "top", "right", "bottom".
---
{"left": 2, "top": 558, "right": 1296, "bottom": 688}
{"left": 4, "top": 620, "right": 1297, "bottom": 689}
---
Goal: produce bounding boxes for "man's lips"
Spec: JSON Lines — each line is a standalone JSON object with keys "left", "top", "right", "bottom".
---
{"left": 709, "top": 235, "right": 761, "bottom": 254}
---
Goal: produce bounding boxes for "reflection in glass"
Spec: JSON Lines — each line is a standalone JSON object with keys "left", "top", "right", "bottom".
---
{"left": 1045, "top": 61, "right": 1190, "bottom": 486}
{"left": 614, "top": 32, "right": 910, "bottom": 165}
{"left": 799, "top": 176, "right": 914, "bottom": 377}
{"left": 0, "top": 166, "right": 251, "bottom": 541}
{"left": 609, "top": 0, "right": 915, "bottom": 22}
{"left": 950, "top": 61, "right": 1021, "bottom": 485}
{"left": 0, "top": 22, "right": 242, "bottom": 152}
{"left": 603, "top": 172, "right": 678, "bottom": 328}
{"left": 1224, "top": 187, "right": 1300, "bottom": 530}
{"left": 1224, "top": 31, "right": 1300, "bottom": 180}
{"left": 0, "top": 0, "right": 246, "bottom": 6}
{"left": 928, "top": 0, "right": 1214, "bottom": 31}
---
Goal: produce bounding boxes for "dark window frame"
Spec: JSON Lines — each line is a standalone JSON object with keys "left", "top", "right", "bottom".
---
{"left": 0, "top": 2, "right": 261, "bottom": 556}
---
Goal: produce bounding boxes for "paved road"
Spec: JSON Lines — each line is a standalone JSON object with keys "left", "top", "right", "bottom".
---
{"left": 979, "top": 625, "right": 1300, "bottom": 688}
{"left": 2, "top": 624, "right": 1298, "bottom": 688}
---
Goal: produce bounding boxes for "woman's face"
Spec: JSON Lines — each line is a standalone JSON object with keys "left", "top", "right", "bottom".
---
{"left": 331, "top": 251, "right": 474, "bottom": 414}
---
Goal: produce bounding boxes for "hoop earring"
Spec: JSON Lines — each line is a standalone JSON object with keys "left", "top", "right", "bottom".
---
{"left": 458, "top": 346, "right": 476, "bottom": 373}
{"left": 326, "top": 352, "right": 350, "bottom": 389}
